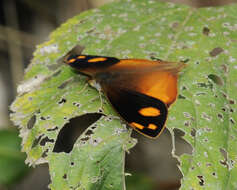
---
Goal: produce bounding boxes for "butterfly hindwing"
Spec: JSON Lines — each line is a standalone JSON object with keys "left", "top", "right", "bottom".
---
{"left": 102, "top": 86, "right": 168, "bottom": 138}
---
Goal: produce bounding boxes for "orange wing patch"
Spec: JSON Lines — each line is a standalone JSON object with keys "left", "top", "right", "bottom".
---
{"left": 77, "top": 55, "right": 86, "bottom": 59}
{"left": 147, "top": 124, "right": 157, "bottom": 130}
{"left": 138, "top": 71, "right": 178, "bottom": 106}
{"left": 130, "top": 122, "right": 144, "bottom": 130}
{"left": 67, "top": 58, "right": 76, "bottom": 63}
{"left": 102, "top": 59, "right": 185, "bottom": 107}
{"left": 88, "top": 57, "right": 107, "bottom": 62}
{"left": 138, "top": 107, "right": 160, "bottom": 117}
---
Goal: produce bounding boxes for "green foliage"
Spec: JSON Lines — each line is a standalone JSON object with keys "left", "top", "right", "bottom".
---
{"left": 0, "top": 129, "right": 28, "bottom": 186}
{"left": 10, "top": 0, "right": 237, "bottom": 189}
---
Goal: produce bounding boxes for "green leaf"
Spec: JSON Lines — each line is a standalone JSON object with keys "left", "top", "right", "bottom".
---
{"left": 0, "top": 130, "right": 29, "bottom": 186}
{"left": 10, "top": 0, "right": 237, "bottom": 189}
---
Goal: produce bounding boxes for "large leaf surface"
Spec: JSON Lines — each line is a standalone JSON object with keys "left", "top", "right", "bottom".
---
{"left": 10, "top": 0, "right": 237, "bottom": 189}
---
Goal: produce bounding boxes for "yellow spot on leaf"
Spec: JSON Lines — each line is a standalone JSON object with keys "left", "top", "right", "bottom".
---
{"left": 148, "top": 124, "right": 157, "bottom": 130}
{"left": 88, "top": 57, "right": 107, "bottom": 62}
{"left": 131, "top": 122, "right": 144, "bottom": 130}
{"left": 139, "top": 107, "right": 160, "bottom": 117}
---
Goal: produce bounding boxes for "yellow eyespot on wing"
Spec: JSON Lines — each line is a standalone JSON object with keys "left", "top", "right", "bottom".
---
{"left": 138, "top": 107, "right": 160, "bottom": 117}
{"left": 77, "top": 55, "right": 86, "bottom": 59}
{"left": 147, "top": 124, "right": 157, "bottom": 130}
{"left": 67, "top": 58, "right": 76, "bottom": 63}
{"left": 130, "top": 122, "right": 144, "bottom": 130}
{"left": 88, "top": 57, "right": 107, "bottom": 62}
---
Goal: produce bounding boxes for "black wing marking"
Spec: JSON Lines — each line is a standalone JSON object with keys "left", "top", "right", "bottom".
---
{"left": 102, "top": 86, "right": 168, "bottom": 138}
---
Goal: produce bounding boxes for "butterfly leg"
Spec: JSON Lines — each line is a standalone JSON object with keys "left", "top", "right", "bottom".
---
{"left": 88, "top": 79, "right": 104, "bottom": 111}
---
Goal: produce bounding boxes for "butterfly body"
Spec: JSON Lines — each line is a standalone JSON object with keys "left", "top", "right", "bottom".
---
{"left": 66, "top": 54, "right": 185, "bottom": 138}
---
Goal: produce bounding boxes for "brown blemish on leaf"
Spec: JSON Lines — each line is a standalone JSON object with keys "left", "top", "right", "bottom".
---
{"left": 184, "top": 120, "right": 190, "bottom": 127}
{"left": 191, "top": 128, "right": 196, "bottom": 137}
{"left": 58, "top": 78, "right": 73, "bottom": 89}
{"left": 219, "top": 148, "right": 229, "bottom": 169}
{"left": 221, "top": 64, "right": 228, "bottom": 73}
{"left": 27, "top": 115, "right": 36, "bottom": 129}
{"left": 208, "top": 74, "right": 224, "bottom": 86}
{"left": 209, "top": 47, "right": 224, "bottom": 57}
{"left": 172, "top": 22, "right": 179, "bottom": 28}
{"left": 203, "top": 26, "right": 210, "bottom": 36}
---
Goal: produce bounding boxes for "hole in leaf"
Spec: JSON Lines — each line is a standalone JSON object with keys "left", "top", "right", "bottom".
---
{"left": 184, "top": 120, "right": 190, "bottom": 127}
{"left": 197, "top": 82, "right": 213, "bottom": 89}
{"left": 222, "top": 92, "right": 227, "bottom": 99}
{"left": 32, "top": 134, "right": 44, "bottom": 148}
{"left": 149, "top": 55, "right": 162, "bottom": 61}
{"left": 40, "top": 136, "right": 54, "bottom": 146}
{"left": 27, "top": 115, "right": 36, "bottom": 129}
{"left": 217, "top": 113, "right": 223, "bottom": 119}
{"left": 178, "top": 94, "right": 186, "bottom": 99}
{"left": 73, "top": 102, "right": 81, "bottom": 108}
{"left": 222, "top": 107, "right": 227, "bottom": 112}
{"left": 229, "top": 99, "right": 235, "bottom": 104}
{"left": 197, "top": 175, "right": 204, "bottom": 186}
{"left": 47, "top": 126, "right": 59, "bottom": 132}
{"left": 63, "top": 174, "right": 67, "bottom": 179}
{"left": 208, "top": 74, "right": 224, "bottom": 86}
{"left": 180, "top": 58, "right": 189, "bottom": 63}
{"left": 58, "top": 98, "right": 67, "bottom": 105}
{"left": 230, "top": 118, "right": 235, "bottom": 125}
{"left": 42, "top": 149, "right": 49, "bottom": 158}
{"left": 181, "top": 86, "right": 187, "bottom": 90}
{"left": 40, "top": 116, "right": 46, "bottom": 120}
{"left": 53, "top": 113, "right": 102, "bottom": 153}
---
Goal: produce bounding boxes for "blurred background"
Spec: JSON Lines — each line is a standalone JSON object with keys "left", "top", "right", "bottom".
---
{"left": 0, "top": 0, "right": 236, "bottom": 190}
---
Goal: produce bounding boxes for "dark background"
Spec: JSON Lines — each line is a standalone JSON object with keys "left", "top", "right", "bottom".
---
{"left": 0, "top": 0, "right": 236, "bottom": 190}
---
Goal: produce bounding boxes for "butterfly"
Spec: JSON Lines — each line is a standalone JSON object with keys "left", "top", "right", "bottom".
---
{"left": 65, "top": 54, "right": 185, "bottom": 138}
